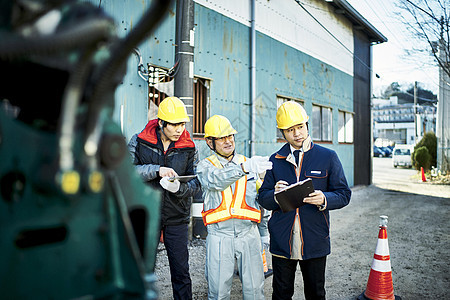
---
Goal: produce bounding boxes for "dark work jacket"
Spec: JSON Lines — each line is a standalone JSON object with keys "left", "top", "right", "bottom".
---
{"left": 130, "top": 119, "right": 201, "bottom": 226}
{"left": 258, "top": 141, "right": 351, "bottom": 260}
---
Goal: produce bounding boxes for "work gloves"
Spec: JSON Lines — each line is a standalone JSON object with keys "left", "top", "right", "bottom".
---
{"left": 159, "top": 177, "right": 180, "bottom": 193}
{"left": 242, "top": 156, "right": 273, "bottom": 174}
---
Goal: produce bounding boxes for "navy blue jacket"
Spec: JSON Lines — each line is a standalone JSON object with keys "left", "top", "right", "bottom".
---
{"left": 258, "top": 141, "right": 351, "bottom": 260}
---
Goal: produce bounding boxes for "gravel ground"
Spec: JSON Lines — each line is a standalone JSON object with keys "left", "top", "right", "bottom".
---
{"left": 155, "top": 167, "right": 450, "bottom": 299}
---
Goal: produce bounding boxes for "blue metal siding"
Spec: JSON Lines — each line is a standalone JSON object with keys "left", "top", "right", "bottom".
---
{"left": 334, "top": 143, "right": 354, "bottom": 187}
{"left": 194, "top": 4, "right": 251, "bottom": 157}
{"left": 90, "top": 0, "right": 176, "bottom": 142}
{"left": 89, "top": 1, "right": 355, "bottom": 186}
{"left": 194, "top": 4, "right": 354, "bottom": 185}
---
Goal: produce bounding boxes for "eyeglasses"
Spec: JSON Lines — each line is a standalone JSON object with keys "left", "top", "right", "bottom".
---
{"left": 215, "top": 135, "right": 234, "bottom": 142}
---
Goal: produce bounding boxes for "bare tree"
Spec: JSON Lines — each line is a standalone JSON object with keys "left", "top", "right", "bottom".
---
{"left": 397, "top": 0, "right": 450, "bottom": 77}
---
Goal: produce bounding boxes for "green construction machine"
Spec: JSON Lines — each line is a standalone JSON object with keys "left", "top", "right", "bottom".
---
{"left": 0, "top": 1, "right": 171, "bottom": 298}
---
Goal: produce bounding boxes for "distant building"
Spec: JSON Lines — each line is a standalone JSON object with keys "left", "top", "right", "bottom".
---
{"left": 373, "top": 96, "right": 437, "bottom": 145}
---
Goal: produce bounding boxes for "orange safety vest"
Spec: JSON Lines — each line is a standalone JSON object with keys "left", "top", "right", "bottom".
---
{"left": 201, "top": 154, "right": 262, "bottom": 225}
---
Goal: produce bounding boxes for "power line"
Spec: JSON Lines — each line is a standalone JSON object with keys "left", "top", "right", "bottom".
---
{"left": 295, "top": 0, "right": 442, "bottom": 91}
{"left": 403, "top": 90, "right": 438, "bottom": 102}
{"left": 357, "top": 0, "right": 441, "bottom": 88}
{"left": 361, "top": 0, "right": 406, "bottom": 49}
{"left": 293, "top": 0, "right": 378, "bottom": 77}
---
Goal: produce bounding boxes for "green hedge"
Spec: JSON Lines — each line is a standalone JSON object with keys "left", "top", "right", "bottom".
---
{"left": 412, "top": 132, "right": 437, "bottom": 170}
{"left": 413, "top": 146, "right": 432, "bottom": 171}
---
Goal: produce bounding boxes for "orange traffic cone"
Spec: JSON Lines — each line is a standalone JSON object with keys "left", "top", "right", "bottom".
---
{"left": 421, "top": 167, "right": 427, "bottom": 182}
{"left": 262, "top": 249, "right": 268, "bottom": 273}
{"left": 358, "top": 216, "right": 401, "bottom": 300}
{"left": 262, "top": 249, "right": 273, "bottom": 278}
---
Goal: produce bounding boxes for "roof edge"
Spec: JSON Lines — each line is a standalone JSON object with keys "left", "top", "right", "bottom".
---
{"left": 326, "top": 0, "right": 388, "bottom": 44}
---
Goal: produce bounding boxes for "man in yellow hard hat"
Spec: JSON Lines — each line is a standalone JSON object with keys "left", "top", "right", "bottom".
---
{"left": 257, "top": 101, "right": 351, "bottom": 300}
{"left": 128, "top": 96, "right": 201, "bottom": 300}
{"left": 196, "top": 115, "right": 272, "bottom": 299}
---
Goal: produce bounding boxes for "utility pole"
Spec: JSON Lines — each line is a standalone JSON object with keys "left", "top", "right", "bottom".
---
{"left": 437, "top": 23, "right": 449, "bottom": 172}
{"left": 414, "top": 81, "right": 418, "bottom": 143}
{"left": 175, "top": 0, "right": 195, "bottom": 135}
{"left": 175, "top": 0, "right": 198, "bottom": 241}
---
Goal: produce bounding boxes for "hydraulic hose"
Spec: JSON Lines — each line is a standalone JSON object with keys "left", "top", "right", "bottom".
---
{"left": 0, "top": 18, "right": 114, "bottom": 60}
{"left": 57, "top": 48, "right": 96, "bottom": 172}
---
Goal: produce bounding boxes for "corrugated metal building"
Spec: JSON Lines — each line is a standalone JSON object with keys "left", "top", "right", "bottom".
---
{"left": 94, "top": 0, "right": 387, "bottom": 187}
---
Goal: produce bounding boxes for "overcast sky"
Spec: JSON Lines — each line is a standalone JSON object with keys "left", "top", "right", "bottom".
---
{"left": 346, "top": 0, "right": 440, "bottom": 96}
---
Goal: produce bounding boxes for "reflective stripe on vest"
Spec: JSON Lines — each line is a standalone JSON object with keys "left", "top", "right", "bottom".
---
{"left": 201, "top": 154, "right": 261, "bottom": 225}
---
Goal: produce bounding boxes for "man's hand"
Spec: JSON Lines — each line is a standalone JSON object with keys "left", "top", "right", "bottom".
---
{"left": 303, "top": 190, "right": 325, "bottom": 206}
{"left": 274, "top": 180, "right": 289, "bottom": 193}
{"left": 242, "top": 156, "right": 273, "bottom": 174}
{"left": 160, "top": 177, "right": 181, "bottom": 193}
{"left": 159, "top": 167, "right": 178, "bottom": 178}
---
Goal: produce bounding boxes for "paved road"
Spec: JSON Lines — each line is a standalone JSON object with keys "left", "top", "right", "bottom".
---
{"left": 372, "top": 157, "right": 416, "bottom": 186}
{"left": 156, "top": 157, "right": 450, "bottom": 299}
{"left": 372, "top": 157, "right": 450, "bottom": 197}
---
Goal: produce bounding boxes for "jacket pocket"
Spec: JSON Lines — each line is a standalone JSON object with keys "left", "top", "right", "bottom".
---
{"left": 305, "top": 169, "right": 328, "bottom": 191}
{"left": 304, "top": 169, "right": 327, "bottom": 179}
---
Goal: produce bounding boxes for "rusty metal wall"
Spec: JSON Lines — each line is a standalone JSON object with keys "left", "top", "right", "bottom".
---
{"left": 86, "top": 0, "right": 389, "bottom": 187}
{"left": 191, "top": 3, "right": 356, "bottom": 185}
{"left": 88, "top": 0, "right": 177, "bottom": 142}
{"left": 193, "top": 4, "right": 252, "bottom": 158}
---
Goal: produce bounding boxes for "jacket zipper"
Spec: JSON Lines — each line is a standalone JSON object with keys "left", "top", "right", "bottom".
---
{"left": 290, "top": 153, "right": 304, "bottom": 258}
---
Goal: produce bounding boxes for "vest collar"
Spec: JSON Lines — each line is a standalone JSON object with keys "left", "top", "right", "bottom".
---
{"left": 210, "top": 152, "right": 241, "bottom": 167}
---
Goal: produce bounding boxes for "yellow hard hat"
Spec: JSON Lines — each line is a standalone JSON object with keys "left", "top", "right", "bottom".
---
{"left": 204, "top": 115, "right": 238, "bottom": 138}
{"left": 276, "top": 101, "right": 309, "bottom": 129}
{"left": 157, "top": 97, "right": 190, "bottom": 123}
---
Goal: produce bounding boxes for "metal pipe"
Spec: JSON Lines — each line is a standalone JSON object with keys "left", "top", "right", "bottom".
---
{"left": 250, "top": 0, "right": 256, "bottom": 157}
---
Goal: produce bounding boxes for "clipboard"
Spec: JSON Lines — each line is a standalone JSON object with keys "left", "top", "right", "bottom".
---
{"left": 274, "top": 178, "right": 315, "bottom": 213}
{"left": 168, "top": 175, "right": 197, "bottom": 183}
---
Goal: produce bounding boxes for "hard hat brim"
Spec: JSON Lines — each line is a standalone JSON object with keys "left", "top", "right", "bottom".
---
{"left": 277, "top": 118, "right": 308, "bottom": 130}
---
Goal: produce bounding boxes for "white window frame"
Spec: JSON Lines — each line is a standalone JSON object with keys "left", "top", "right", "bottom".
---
{"left": 338, "top": 110, "right": 354, "bottom": 144}
{"left": 311, "top": 104, "right": 332, "bottom": 142}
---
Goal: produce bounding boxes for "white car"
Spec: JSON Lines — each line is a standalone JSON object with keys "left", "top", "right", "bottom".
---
{"left": 392, "top": 145, "right": 413, "bottom": 168}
